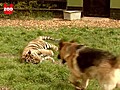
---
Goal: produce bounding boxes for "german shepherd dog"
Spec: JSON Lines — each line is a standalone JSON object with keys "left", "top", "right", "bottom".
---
{"left": 57, "top": 40, "right": 120, "bottom": 90}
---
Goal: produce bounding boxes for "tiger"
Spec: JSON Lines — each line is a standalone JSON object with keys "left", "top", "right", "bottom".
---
{"left": 21, "top": 36, "right": 60, "bottom": 64}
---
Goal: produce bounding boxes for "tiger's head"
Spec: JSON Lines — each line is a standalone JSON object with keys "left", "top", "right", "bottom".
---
{"left": 21, "top": 50, "right": 40, "bottom": 64}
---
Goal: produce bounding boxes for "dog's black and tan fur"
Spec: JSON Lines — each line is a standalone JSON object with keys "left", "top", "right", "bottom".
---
{"left": 58, "top": 40, "right": 120, "bottom": 90}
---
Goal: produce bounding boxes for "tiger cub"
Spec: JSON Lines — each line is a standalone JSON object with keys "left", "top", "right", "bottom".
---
{"left": 21, "top": 36, "right": 60, "bottom": 64}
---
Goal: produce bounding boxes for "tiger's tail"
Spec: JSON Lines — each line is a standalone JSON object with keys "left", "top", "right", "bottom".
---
{"left": 44, "top": 42, "right": 58, "bottom": 51}
{"left": 38, "top": 36, "right": 61, "bottom": 42}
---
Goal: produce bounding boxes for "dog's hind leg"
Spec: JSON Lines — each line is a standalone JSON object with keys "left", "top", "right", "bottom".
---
{"left": 97, "top": 68, "right": 120, "bottom": 90}
{"left": 101, "top": 83, "right": 116, "bottom": 90}
{"left": 99, "top": 78, "right": 117, "bottom": 90}
{"left": 99, "top": 77, "right": 116, "bottom": 90}
{"left": 117, "top": 79, "right": 120, "bottom": 88}
{"left": 111, "top": 69, "right": 120, "bottom": 89}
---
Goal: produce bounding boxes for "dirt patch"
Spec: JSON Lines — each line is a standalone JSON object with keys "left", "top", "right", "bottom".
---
{"left": 0, "top": 87, "right": 10, "bottom": 90}
{"left": 0, "top": 17, "right": 120, "bottom": 29}
{"left": 0, "top": 53, "right": 16, "bottom": 58}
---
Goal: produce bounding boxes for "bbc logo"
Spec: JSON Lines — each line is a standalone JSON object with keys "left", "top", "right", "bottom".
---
{"left": 4, "top": 3, "right": 14, "bottom": 15}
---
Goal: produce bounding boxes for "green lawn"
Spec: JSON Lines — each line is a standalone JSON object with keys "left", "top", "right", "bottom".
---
{"left": 0, "top": 27, "right": 120, "bottom": 90}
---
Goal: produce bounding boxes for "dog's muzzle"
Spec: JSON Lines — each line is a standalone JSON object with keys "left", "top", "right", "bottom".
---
{"left": 57, "top": 54, "right": 61, "bottom": 59}
{"left": 62, "top": 59, "right": 66, "bottom": 64}
{"left": 57, "top": 54, "right": 66, "bottom": 64}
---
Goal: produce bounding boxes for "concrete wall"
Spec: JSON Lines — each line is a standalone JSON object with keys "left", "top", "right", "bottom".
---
{"left": 110, "top": 0, "right": 120, "bottom": 8}
{"left": 67, "top": 0, "right": 120, "bottom": 9}
{"left": 110, "top": 0, "right": 120, "bottom": 19}
{"left": 67, "top": 0, "right": 120, "bottom": 19}
{"left": 67, "top": 0, "right": 83, "bottom": 7}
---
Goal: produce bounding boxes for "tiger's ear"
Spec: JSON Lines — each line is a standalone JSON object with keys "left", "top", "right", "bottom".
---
{"left": 28, "top": 50, "right": 31, "bottom": 54}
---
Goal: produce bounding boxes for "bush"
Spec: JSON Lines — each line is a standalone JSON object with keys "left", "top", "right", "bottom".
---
{"left": 0, "top": 1, "right": 56, "bottom": 19}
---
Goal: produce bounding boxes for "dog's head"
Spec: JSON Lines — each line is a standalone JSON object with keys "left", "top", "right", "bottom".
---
{"left": 57, "top": 40, "right": 78, "bottom": 64}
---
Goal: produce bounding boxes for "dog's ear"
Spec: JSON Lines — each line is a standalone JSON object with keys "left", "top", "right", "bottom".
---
{"left": 59, "top": 40, "right": 63, "bottom": 46}
{"left": 62, "top": 59, "right": 66, "bottom": 64}
{"left": 59, "top": 39, "right": 65, "bottom": 47}
{"left": 70, "top": 39, "right": 79, "bottom": 44}
{"left": 70, "top": 40, "right": 75, "bottom": 43}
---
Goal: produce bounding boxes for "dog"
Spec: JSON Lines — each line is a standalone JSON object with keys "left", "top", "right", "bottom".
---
{"left": 57, "top": 40, "right": 120, "bottom": 90}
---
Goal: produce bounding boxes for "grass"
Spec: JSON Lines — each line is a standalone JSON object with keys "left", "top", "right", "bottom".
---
{"left": 0, "top": 27, "right": 120, "bottom": 90}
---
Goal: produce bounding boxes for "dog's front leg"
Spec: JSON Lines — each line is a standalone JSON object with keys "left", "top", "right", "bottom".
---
{"left": 81, "top": 78, "right": 89, "bottom": 90}
{"left": 80, "top": 74, "right": 90, "bottom": 89}
{"left": 74, "top": 75, "right": 89, "bottom": 90}
{"left": 69, "top": 74, "right": 84, "bottom": 90}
